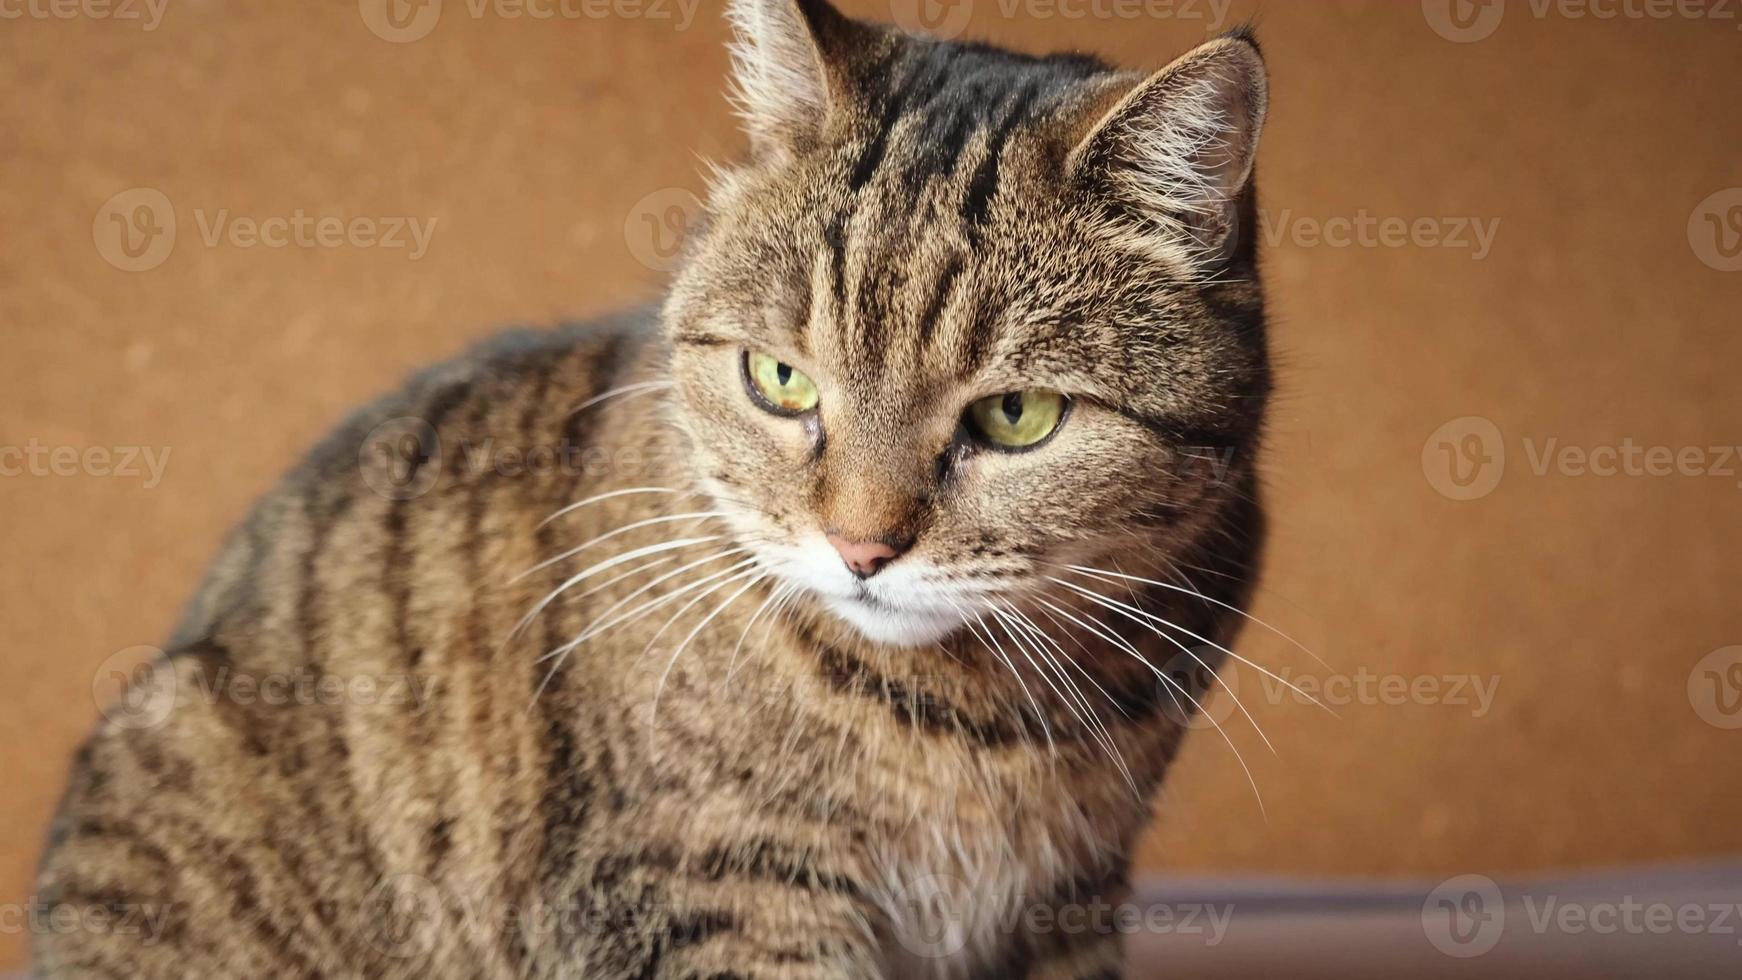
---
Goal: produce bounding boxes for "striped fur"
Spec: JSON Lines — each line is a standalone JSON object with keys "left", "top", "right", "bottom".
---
{"left": 35, "top": 3, "right": 1271, "bottom": 978}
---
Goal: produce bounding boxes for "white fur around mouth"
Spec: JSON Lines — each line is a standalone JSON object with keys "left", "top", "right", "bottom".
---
{"left": 824, "top": 595, "right": 966, "bottom": 648}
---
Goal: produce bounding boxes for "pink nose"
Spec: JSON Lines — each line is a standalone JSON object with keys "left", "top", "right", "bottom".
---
{"left": 826, "top": 533, "right": 904, "bottom": 579}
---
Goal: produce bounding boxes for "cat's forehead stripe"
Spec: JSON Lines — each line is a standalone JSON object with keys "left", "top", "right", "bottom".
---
{"left": 858, "top": 41, "right": 1104, "bottom": 204}
{"left": 819, "top": 44, "right": 1111, "bottom": 383}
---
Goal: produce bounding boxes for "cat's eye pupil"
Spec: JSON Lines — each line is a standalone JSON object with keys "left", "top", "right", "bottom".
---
{"left": 964, "top": 389, "right": 1065, "bottom": 450}
{"left": 744, "top": 351, "right": 819, "bottom": 416}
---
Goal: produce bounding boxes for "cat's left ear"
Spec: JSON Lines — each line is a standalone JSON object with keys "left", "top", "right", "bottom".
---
{"left": 1065, "top": 31, "right": 1268, "bottom": 268}
{"left": 726, "top": 0, "right": 877, "bottom": 162}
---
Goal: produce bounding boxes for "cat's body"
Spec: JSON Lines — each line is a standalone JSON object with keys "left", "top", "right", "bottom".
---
{"left": 35, "top": 3, "right": 1272, "bottom": 977}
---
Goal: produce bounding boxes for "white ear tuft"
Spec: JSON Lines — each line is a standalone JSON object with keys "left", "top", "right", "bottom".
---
{"left": 1069, "top": 35, "right": 1268, "bottom": 268}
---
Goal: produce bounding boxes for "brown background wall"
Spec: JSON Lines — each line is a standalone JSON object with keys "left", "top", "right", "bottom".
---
{"left": 3, "top": 0, "right": 1740, "bottom": 969}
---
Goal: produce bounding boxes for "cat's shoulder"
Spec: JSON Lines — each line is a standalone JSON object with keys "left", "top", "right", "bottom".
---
{"left": 166, "top": 305, "right": 665, "bottom": 649}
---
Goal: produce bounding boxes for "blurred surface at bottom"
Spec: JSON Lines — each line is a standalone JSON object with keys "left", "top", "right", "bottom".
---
{"left": 1130, "top": 864, "right": 1742, "bottom": 979}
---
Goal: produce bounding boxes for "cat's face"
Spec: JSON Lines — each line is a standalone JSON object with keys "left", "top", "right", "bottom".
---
{"left": 665, "top": 1, "right": 1269, "bottom": 647}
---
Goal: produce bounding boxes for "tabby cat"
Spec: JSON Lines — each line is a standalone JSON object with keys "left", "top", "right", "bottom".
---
{"left": 35, "top": 1, "right": 1271, "bottom": 976}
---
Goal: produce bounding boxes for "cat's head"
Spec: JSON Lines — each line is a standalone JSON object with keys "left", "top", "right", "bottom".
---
{"left": 664, "top": 0, "right": 1270, "bottom": 647}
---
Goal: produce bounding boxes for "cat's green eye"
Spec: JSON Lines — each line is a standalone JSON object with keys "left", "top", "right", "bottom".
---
{"left": 744, "top": 351, "right": 820, "bottom": 415}
{"left": 966, "top": 390, "right": 1068, "bottom": 449}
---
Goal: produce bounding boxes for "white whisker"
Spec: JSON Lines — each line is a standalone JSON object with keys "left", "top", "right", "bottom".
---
{"left": 1047, "top": 578, "right": 1283, "bottom": 753}
{"left": 946, "top": 599, "right": 1056, "bottom": 760}
{"left": 1031, "top": 594, "right": 1266, "bottom": 817}
{"left": 506, "top": 535, "right": 724, "bottom": 653}
{"left": 1006, "top": 598, "right": 1145, "bottom": 795}
{"left": 1050, "top": 576, "right": 1332, "bottom": 718}
{"left": 538, "top": 486, "right": 693, "bottom": 530}
{"left": 728, "top": 583, "right": 802, "bottom": 685}
{"left": 651, "top": 570, "right": 769, "bottom": 727}
{"left": 572, "top": 555, "right": 677, "bottom": 602}
{"left": 540, "top": 552, "right": 755, "bottom": 664}
{"left": 1011, "top": 599, "right": 1134, "bottom": 723}
{"left": 514, "top": 511, "right": 731, "bottom": 582}
{"left": 638, "top": 560, "right": 764, "bottom": 663}
{"left": 1059, "top": 563, "right": 1329, "bottom": 670}
{"left": 1030, "top": 601, "right": 1132, "bottom": 721}
{"left": 990, "top": 601, "right": 1137, "bottom": 793}
{"left": 725, "top": 581, "right": 794, "bottom": 684}
{"left": 569, "top": 380, "right": 673, "bottom": 415}
{"left": 527, "top": 554, "right": 754, "bottom": 708}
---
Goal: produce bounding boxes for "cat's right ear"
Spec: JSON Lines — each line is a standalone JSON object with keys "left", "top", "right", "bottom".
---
{"left": 726, "top": 0, "right": 876, "bottom": 162}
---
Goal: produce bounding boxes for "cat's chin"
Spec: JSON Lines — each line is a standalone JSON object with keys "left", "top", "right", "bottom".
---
{"left": 823, "top": 597, "right": 965, "bottom": 648}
